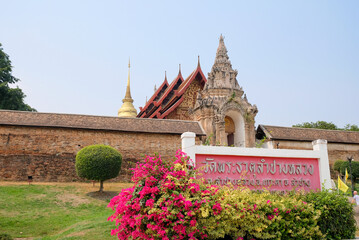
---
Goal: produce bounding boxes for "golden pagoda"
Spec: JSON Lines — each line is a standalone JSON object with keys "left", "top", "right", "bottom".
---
{"left": 118, "top": 59, "right": 138, "bottom": 117}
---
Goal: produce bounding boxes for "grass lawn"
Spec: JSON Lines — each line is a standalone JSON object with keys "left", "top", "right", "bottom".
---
{"left": 2, "top": 181, "right": 359, "bottom": 239}
{"left": 0, "top": 181, "right": 132, "bottom": 240}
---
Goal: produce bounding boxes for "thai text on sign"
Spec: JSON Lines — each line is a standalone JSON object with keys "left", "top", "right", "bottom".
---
{"left": 196, "top": 154, "right": 321, "bottom": 191}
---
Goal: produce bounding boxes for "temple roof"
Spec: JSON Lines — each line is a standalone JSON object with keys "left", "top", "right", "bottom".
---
{"left": 137, "top": 63, "right": 207, "bottom": 119}
{"left": 0, "top": 110, "right": 206, "bottom": 136}
{"left": 256, "top": 125, "right": 359, "bottom": 144}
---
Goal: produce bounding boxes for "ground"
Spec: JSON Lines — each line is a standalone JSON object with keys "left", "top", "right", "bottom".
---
{"left": 0, "top": 181, "right": 132, "bottom": 240}
{"left": 1, "top": 182, "right": 358, "bottom": 239}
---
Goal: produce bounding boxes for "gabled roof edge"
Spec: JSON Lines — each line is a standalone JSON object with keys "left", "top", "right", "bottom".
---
{"left": 137, "top": 79, "right": 169, "bottom": 116}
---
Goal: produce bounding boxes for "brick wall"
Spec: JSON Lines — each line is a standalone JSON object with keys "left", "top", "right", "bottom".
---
{"left": 0, "top": 125, "right": 199, "bottom": 182}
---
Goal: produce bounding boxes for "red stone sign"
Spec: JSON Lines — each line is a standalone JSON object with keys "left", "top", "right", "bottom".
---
{"left": 196, "top": 154, "right": 321, "bottom": 191}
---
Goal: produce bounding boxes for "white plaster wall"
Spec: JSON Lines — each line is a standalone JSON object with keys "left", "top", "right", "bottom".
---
{"left": 226, "top": 110, "right": 245, "bottom": 147}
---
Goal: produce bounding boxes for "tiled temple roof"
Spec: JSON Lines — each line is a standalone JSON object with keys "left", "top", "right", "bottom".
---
{"left": 0, "top": 110, "right": 206, "bottom": 136}
{"left": 257, "top": 125, "right": 359, "bottom": 144}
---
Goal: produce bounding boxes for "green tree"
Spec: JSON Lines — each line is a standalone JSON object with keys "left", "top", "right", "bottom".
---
{"left": 75, "top": 145, "right": 122, "bottom": 192}
{"left": 340, "top": 161, "right": 359, "bottom": 186}
{"left": 333, "top": 160, "right": 345, "bottom": 173}
{"left": 344, "top": 124, "right": 359, "bottom": 131}
{"left": 293, "top": 121, "right": 359, "bottom": 131}
{"left": 293, "top": 121, "right": 338, "bottom": 130}
{"left": 0, "top": 43, "right": 36, "bottom": 111}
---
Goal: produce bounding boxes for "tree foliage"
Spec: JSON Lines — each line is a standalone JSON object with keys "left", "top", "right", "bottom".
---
{"left": 293, "top": 121, "right": 359, "bottom": 131}
{"left": 75, "top": 144, "right": 122, "bottom": 192}
{"left": 299, "top": 189, "right": 356, "bottom": 239}
{"left": 344, "top": 124, "right": 359, "bottom": 131}
{"left": 0, "top": 43, "right": 36, "bottom": 111}
{"left": 293, "top": 121, "right": 338, "bottom": 130}
{"left": 339, "top": 161, "right": 359, "bottom": 184}
{"left": 333, "top": 160, "right": 345, "bottom": 173}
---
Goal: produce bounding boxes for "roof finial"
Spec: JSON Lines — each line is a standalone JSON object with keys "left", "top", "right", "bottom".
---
{"left": 179, "top": 64, "right": 181, "bottom": 75}
{"left": 128, "top": 57, "right": 130, "bottom": 68}
{"left": 197, "top": 55, "right": 201, "bottom": 68}
{"left": 146, "top": 96, "right": 148, "bottom": 103}
{"left": 154, "top": 84, "right": 157, "bottom": 92}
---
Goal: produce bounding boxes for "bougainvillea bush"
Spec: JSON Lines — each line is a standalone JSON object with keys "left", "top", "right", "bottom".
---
{"left": 108, "top": 151, "right": 219, "bottom": 239}
{"left": 108, "top": 150, "right": 351, "bottom": 239}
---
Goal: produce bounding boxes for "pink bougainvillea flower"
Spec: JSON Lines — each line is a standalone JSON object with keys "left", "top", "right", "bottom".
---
{"left": 146, "top": 199, "right": 154, "bottom": 207}
{"left": 190, "top": 219, "right": 197, "bottom": 227}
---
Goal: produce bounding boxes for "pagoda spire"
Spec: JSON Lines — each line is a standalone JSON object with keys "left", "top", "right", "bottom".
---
{"left": 118, "top": 58, "right": 138, "bottom": 117}
{"left": 125, "top": 59, "right": 132, "bottom": 99}
{"left": 214, "top": 34, "right": 230, "bottom": 67}
{"left": 205, "top": 35, "right": 240, "bottom": 90}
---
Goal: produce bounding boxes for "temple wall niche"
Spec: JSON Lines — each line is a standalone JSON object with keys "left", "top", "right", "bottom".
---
{"left": 225, "top": 110, "right": 245, "bottom": 147}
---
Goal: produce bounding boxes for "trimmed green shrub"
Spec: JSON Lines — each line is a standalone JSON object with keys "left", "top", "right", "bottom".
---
{"left": 205, "top": 188, "right": 322, "bottom": 240}
{"left": 76, "top": 144, "right": 122, "bottom": 192}
{"left": 340, "top": 161, "right": 359, "bottom": 186}
{"left": 333, "top": 160, "right": 345, "bottom": 173}
{"left": 298, "top": 189, "right": 356, "bottom": 240}
{"left": 0, "top": 234, "right": 13, "bottom": 240}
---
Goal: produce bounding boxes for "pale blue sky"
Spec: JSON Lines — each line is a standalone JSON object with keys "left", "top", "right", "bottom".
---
{"left": 1, "top": 1, "right": 358, "bottom": 128}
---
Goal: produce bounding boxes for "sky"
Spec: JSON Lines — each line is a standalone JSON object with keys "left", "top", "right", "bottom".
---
{"left": 1, "top": 1, "right": 358, "bottom": 128}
